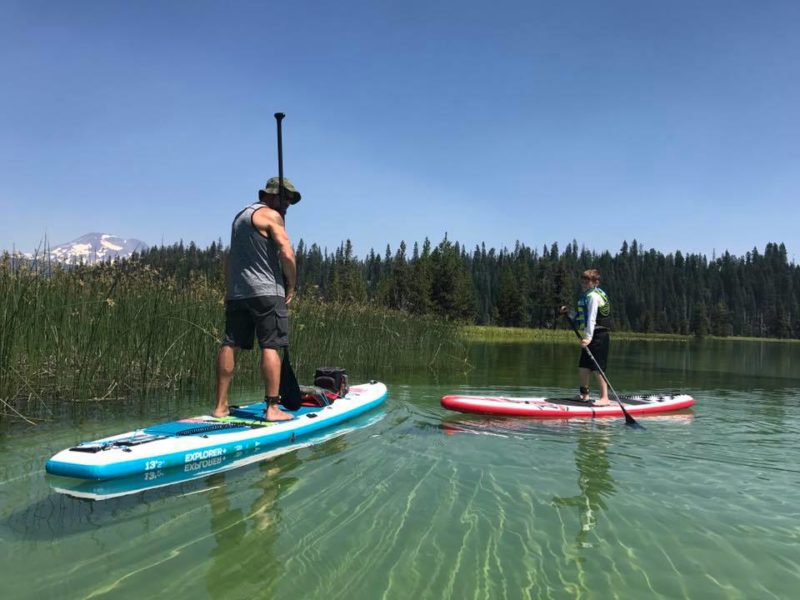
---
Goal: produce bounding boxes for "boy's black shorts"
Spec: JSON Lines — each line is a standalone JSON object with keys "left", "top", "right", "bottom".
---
{"left": 579, "top": 329, "right": 609, "bottom": 371}
{"left": 222, "top": 295, "right": 289, "bottom": 350}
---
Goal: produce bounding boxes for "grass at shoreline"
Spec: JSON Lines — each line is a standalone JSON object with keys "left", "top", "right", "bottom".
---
{"left": 460, "top": 325, "right": 687, "bottom": 343}
{"left": 461, "top": 325, "right": 800, "bottom": 344}
{"left": 0, "top": 259, "right": 466, "bottom": 417}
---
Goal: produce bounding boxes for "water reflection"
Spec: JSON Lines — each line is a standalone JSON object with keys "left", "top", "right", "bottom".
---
{"left": 204, "top": 428, "right": 353, "bottom": 599}
{"left": 205, "top": 462, "right": 288, "bottom": 599}
{"left": 439, "top": 412, "right": 695, "bottom": 558}
{"left": 440, "top": 411, "right": 694, "bottom": 438}
{"left": 551, "top": 424, "right": 614, "bottom": 549}
{"left": 439, "top": 415, "right": 618, "bottom": 552}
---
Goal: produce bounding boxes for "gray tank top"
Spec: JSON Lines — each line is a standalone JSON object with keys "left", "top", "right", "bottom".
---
{"left": 226, "top": 202, "right": 285, "bottom": 300}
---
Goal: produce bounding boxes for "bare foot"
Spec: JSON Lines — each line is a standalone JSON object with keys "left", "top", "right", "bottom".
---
{"left": 593, "top": 399, "right": 612, "bottom": 406}
{"left": 265, "top": 404, "right": 294, "bottom": 422}
{"left": 212, "top": 409, "right": 229, "bottom": 418}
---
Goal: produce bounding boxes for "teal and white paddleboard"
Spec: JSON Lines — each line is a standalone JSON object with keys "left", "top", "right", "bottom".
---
{"left": 48, "top": 411, "right": 385, "bottom": 500}
{"left": 46, "top": 381, "right": 388, "bottom": 481}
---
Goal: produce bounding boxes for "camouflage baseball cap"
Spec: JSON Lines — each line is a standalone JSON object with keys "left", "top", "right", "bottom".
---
{"left": 259, "top": 177, "right": 301, "bottom": 204}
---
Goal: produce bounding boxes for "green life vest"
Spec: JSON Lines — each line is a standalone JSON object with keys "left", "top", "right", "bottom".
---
{"left": 576, "top": 287, "right": 612, "bottom": 333}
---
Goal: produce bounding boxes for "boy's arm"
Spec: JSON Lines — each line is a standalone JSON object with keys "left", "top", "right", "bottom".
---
{"left": 583, "top": 294, "right": 600, "bottom": 343}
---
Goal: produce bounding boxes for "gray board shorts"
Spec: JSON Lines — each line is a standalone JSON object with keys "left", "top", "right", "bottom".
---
{"left": 222, "top": 295, "right": 289, "bottom": 350}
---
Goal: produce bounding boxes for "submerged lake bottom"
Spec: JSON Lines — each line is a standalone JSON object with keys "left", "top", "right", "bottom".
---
{"left": 2, "top": 339, "right": 799, "bottom": 599}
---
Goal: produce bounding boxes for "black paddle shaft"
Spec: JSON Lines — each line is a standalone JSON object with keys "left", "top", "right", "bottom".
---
{"left": 565, "top": 315, "right": 642, "bottom": 429}
{"left": 273, "top": 112, "right": 302, "bottom": 409}
{"left": 274, "top": 112, "right": 286, "bottom": 206}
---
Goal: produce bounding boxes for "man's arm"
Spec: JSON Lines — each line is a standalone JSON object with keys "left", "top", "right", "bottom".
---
{"left": 256, "top": 208, "right": 297, "bottom": 303}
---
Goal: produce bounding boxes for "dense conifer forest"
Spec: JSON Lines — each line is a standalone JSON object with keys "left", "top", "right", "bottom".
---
{"left": 132, "top": 237, "right": 799, "bottom": 339}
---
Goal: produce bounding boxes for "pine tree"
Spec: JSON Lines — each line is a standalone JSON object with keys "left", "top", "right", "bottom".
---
{"left": 430, "top": 236, "right": 474, "bottom": 320}
{"left": 496, "top": 265, "right": 525, "bottom": 326}
{"left": 690, "top": 303, "right": 710, "bottom": 337}
{"left": 329, "top": 240, "right": 367, "bottom": 303}
{"left": 710, "top": 302, "right": 733, "bottom": 337}
{"left": 408, "top": 239, "right": 434, "bottom": 315}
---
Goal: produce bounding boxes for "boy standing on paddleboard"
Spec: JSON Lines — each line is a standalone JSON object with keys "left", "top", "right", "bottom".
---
{"left": 561, "top": 269, "right": 612, "bottom": 406}
{"left": 212, "top": 177, "right": 300, "bottom": 422}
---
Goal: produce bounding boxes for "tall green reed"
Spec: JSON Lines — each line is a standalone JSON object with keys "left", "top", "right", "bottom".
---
{"left": 0, "top": 257, "right": 466, "bottom": 418}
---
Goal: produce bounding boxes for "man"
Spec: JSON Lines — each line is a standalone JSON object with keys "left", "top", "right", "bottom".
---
{"left": 212, "top": 177, "right": 301, "bottom": 421}
{"left": 561, "top": 268, "right": 612, "bottom": 406}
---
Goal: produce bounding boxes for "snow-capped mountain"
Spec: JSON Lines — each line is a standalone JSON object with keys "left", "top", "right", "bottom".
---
{"left": 46, "top": 233, "right": 148, "bottom": 264}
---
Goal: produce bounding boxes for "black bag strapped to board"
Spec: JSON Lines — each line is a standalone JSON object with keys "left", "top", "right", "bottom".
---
{"left": 313, "top": 367, "right": 349, "bottom": 397}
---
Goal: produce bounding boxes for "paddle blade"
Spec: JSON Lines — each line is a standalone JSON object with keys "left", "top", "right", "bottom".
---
{"left": 279, "top": 348, "right": 302, "bottom": 410}
{"left": 627, "top": 419, "right": 644, "bottom": 430}
{"left": 623, "top": 409, "right": 644, "bottom": 429}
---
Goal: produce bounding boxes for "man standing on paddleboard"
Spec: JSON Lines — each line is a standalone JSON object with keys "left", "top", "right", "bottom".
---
{"left": 561, "top": 269, "right": 612, "bottom": 406}
{"left": 212, "top": 177, "right": 300, "bottom": 422}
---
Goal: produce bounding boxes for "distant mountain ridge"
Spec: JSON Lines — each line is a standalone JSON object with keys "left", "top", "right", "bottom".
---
{"left": 18, "top": 233, "right": 149, "bottom": 265}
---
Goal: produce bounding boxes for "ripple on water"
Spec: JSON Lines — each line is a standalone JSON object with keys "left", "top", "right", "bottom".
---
{"left": 3, "top": 374, "right": 800, "bottom": 599}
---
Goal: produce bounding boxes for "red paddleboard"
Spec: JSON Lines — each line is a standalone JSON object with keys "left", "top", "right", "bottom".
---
{"left": 440, "top": 393, "right": 694, "bottom": 418}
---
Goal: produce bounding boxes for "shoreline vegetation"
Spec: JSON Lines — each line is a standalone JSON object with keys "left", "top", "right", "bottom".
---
{"left": 112, "top": 235, "right": 800, "bottom": 340}
{"left": 461, "top": 325, "right": 800, "bottom": 344}
{"left": 0, "top": 257, "right": 466, "bottom": 420}
{"left": 3, "top": 234, "right": 799, "bottom": 420}
{"left": 461, "top": 325, "right": 685, "bottom": 343}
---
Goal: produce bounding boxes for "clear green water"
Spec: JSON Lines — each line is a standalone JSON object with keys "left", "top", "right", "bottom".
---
{"left": 2, "top": 339, "right": 799, "bottom": 599}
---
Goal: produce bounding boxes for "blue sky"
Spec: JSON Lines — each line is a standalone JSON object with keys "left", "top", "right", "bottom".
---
{"left": 1, "top": 0, "right": 798, "bottom": 260}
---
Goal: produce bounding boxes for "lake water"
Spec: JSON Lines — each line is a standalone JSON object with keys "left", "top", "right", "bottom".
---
{"left": 2, "top": 339, "right": 799, "bottom": 599}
